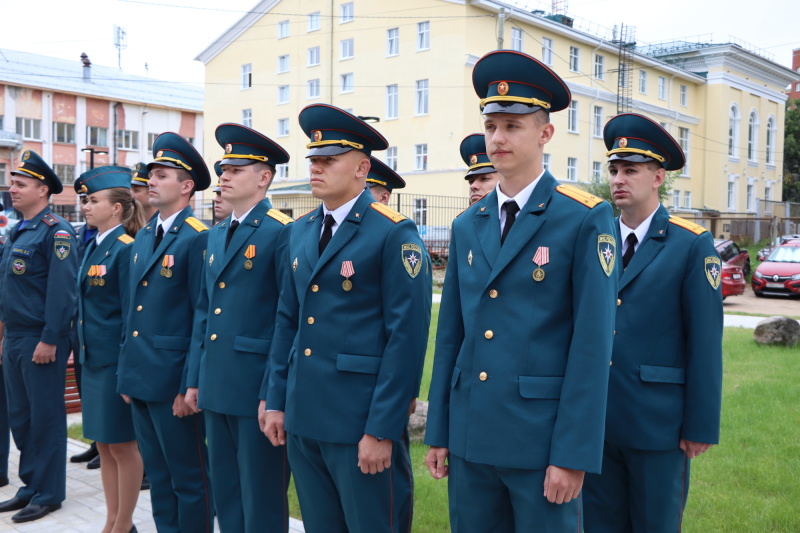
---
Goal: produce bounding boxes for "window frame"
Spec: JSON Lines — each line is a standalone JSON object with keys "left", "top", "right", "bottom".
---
{"left": 340, "top": 38, "right": 354, "bottom": 60}
{"left": 386, "top": 28, "right": 399, "bottom": 57}
{"left": 53, "top": 122, "right": 76, "bottom": 144}
{"left": 241, "top": 63, "right": 253, "bottom": 89}
{"left": 542, "top": 37, "right": 553, "bottom": 65}
{"left": 386, "top": 85, "right": 399, "bottom": 120}
{"left": 340, "top": 2, "right": 354, "bottom": 24}
{"left": 340, "top": 73, "right": 354, "bottom": 94}
{"left": 569, "top": 46, "right": 580, "bottom": 72}
{"left": 415, "top": 79, "right": 429, "bottom": 116}
{"left": 417, "top": 21, "right": 430, "bottom": 51}
{"left": 307, "top": 11, "right": 321, "bottom": 32}
{"left": 414, "top": 143, "right": 428, "bottom": 171}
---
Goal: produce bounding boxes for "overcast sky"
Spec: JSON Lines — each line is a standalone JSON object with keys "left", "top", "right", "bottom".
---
{"left": 0, "top": 0, "right": 797, "bottom": 86}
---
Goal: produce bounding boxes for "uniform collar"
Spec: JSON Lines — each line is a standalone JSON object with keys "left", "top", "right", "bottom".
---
{"left": 619, "top": 204, "right": 660, "bottom": 250}
{"left": 323, "top": 193, "right": 361, "bottom": 228}
{"left": 495, "top": 170, "right": 544, "bottom": 214}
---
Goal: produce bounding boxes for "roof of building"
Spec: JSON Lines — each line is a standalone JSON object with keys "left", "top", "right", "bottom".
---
{"left": 0, "top": 48, "right": 203, "bottom": 112}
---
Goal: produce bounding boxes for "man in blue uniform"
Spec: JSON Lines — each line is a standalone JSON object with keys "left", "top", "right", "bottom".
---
{"left": 185, "top": 123, "right": 293, "bottom": 532}
{"left": 459, "top": 134, "right": 500, "bottom": 205}
{"left": 424, "top": 50, "right": 618, "bottom": 532}
{"left": 130, "top": 162, "right": 157, "bottom": 222}
{"left": 262, "top": 105, "right": 431, "bottom": 533}
{"left": 211, "top": 161, "right": 233, "bottom": 223}
{"left": 583, "top": 113, "right": 723, "bottom": 532}
{"left": 117, "top": 133, "right": 214, "bottom": 533}
{"left": 0, "top": 150, "right": 78, "bottom": 523}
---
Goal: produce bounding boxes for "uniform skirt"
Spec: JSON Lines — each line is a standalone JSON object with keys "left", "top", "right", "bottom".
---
{"left": 81, "top": 364, "right": 136, "bottom": 444}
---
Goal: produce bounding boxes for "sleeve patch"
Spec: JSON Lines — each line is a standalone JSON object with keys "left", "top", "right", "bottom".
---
{"left": 117, "top": 234, "right": 135, "bottom": 245}
{"left": 669, "top": 216, "right": 707, "bottom": 235}
{"left": 597, "top": 234, "right": 616, "bottom": 277}
{"left": 402, "top": 243, "right": 423, "bottom": 278}
{"left": 267, "top": 209, "right": 294, "bottom": 226}
{"left": 185, "top": 216, "right": 209, "bottom": 232}
{"left": 370, "top": 202, "right": 406, "bottom": 223}
{"left": 705, "top": 257, "right": 721, "bottom": 289}
{"left": 556, "top": 185, "right": 603, "bottom": 208}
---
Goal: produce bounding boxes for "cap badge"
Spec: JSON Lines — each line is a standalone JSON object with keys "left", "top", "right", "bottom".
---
{"left": 79, "top": 185, "right": 88, "bottom": 194}
{"left": 619, "top": 138, "right": 628, "bottom": 148}
{"left": 470, "top": 155, "right": 478, "bottom": 165}
{"left": 313, "top": 130, "right": 322, "bottom": 142}
{"left": 497, "top": 82, "right": 509, "bottom": 96}
{"left": 225, "top": 144, "right": 233, "bottom": 154}
{"left": 22, "top": 151, "right": 31, "bottom": 161}
{"left": 157, "top": 150, "right": 164, "bottom": 158}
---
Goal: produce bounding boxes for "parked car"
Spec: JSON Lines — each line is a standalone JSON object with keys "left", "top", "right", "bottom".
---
{"left": 720, "top": 264, "right": 746, "bottom": 300}
{"left": 756, "top": 234, "right": 800, "bottom": 261}
{"left": 751, "top": 241, "right": 800, "bottom": 298}
{"left": 714, "top": 239, "right": 751, "bottom": 277}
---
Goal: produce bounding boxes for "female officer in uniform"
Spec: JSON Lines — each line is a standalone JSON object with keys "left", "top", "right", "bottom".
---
{"left": 75, "top": 166, "right": 146, "bottom": 533}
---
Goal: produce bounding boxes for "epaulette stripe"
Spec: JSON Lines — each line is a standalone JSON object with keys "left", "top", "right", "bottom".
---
{"left": 297, "top": 209, "right": 316, "bottom": 220}
{"left": 267, "top": 209, "right": 294, "bottom": 225}
{"left": 185, "top": 216, "right": 209, "bottom": 232}
{"left": 668, "top": 216, "right": 707, "bottom": 235}
{"left": 42, "top": 214, "right": 58, "bottom": 226}
{"left": 370, "top": 202, "right": 406, "bottom": 223}
{"left": 456, "top": 198, "right": 484, "bottom": 218}
{"left": 556, "top": 184, "right": 603, "bottom": 208}
{"left": 117, "top": 234, "right": 135, "bottom": 244}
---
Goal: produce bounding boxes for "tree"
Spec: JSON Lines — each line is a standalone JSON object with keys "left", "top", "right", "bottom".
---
{"left": 783, "top": 99, "right": 800, "bottom": 202}
{"left": 581, "top": 169, "right": 678, "bottom": 216}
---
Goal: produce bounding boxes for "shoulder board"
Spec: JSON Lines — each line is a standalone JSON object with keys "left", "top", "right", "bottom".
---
{"left": 555, "top": 185, "right": 603, "bottom": 208}
{"left": 267, "top": 209, "right": 294, "bottom": 225}
{"left": 42, "top": 213, "right": 59, "bottom": 226}
{"left": 297, "top": 209, "right": 316, "bottom": 220}
{"left": 668, "top": 216, "right": 707, "bottom": 235}
{"left": 456, "top": 199, "right": 483, "bottom": 218}
{"left": 117, "top": 234, "right": 135, "bottom": 245}
{"left": 185, "top": 216, "right": 209, "bottom": 232}
{"left": 370, "top": 202, "right": 406, "bottom": 223}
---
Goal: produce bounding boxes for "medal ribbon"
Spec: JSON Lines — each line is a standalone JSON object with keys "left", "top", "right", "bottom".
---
{"left": 341, "top": 261, "right": 355, "bottom": 278}
{"left": 162, "top": 255, "right": 174, "bottom": 268}
{"left": 245, "top": 245, "right": 256, "bottom": 259}
{"left": 533, "top": 247, "right": 549, "bottom": 267}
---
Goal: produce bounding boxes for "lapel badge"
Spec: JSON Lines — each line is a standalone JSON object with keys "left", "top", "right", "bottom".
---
{"left": 480, "top": 207, "right": 486, "bottom": 212}
{"left": 341, "top": 260, "right": 355, "bottom": 291}
{"left": 292, "top": 257, "right": 298, "bottom": 272}
{"left": 532, "top": 246, "right": 550, "bottom": 281}
{"left": 468, "top": 250, "right": 473, "bottom": 267}
{"left": 209, "top": 253, "right": 214, "bottom": 266}
{"left": 244, "top": 245, "right": 256, "bottom": 270}
{"left": 597, "top": 234, "right": 616, "bottom": 278}
{"left": 133, "top": 253, "right": 138, "bottom": 264}
{"left": 161, "top": 255, "right": 174, "bottom": 278}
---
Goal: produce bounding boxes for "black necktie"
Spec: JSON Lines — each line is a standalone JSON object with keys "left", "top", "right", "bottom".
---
{"left": 622, "top": 233, "right": 638, "bottom": 269}
{"left": 225, "top": 219, "right": 240, "bottom": 251}
{"left": 154, "top": 224, "right": 164, "bottom": 252}
{"left": 500, "top": 201, "right": 520, "bottom": 245}
{"left": 319, "top": 214, "right": 335, "bottom": 255}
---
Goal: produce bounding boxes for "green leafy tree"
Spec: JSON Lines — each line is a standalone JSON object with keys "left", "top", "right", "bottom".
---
{"left": 581, "top": 168, "right": 678, "bottom": 216}
{"left": 783, "top": 99, "right": 800, "bottom": 202}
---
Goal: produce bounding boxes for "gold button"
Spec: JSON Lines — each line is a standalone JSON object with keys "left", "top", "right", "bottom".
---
{"left": 614, "top": 330, "right": 616, "bottom": 335}
{"left": 617, "top": 299, "right": 621, "bottom": 306}
{"left": 311, "top": 284, "right": 319, "bottom": 292}
{"left": 219, "top": 282, "right": 226, "bottom": 289}
{"left": 79, "top": 320, "right": 83, "bottom": 325}
{"left": 210, "top": 334, "right": 217, "bottom": 341}
{"left": 214, "top": 308, "right": 221, "bottom": 315}
{"left": 489, "top": 289, "right": 498, "bottom": 298}
{"left": 136, "top": 305, "right": 143, "bottom": 311}
{"left": 307, "top": 317, "right": 315, "bottom": 324}
{"left": 610, "top": 361, "right": 613, "bottom": 366}
{"left": 142, "top": 281, "right": 148, "bottom": 287}
{"left": 304, "top": 348, "right": 311, "bottom": 356}
{"left": 82, "top": 345, "right": 85, "bottom": 351}
{"left": 133, "top": 331, "right": 139, "bottom": 337}
{"left": 484, "top": 330, "right": 494, "bottom": 339}
{"left": 479, "top": 371, "right": 488, "bottom": 381}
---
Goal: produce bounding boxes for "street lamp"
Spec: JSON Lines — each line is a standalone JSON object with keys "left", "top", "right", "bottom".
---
{"left": 81, "top": 147, "right": 108, "bottom": 170}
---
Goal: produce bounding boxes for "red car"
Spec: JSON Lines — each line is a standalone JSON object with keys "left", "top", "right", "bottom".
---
{"left": 714, "top": 239, "right": 748, "bottom": 299}
{"left": 751, "top": 241, "right": 800, "bottom": 298}
{"left": 720, "top": 264, "right": 746, "bottom": 300}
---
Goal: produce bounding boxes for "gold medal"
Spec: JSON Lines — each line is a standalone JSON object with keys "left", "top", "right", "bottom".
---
{"left": 244, "top": 259, "right": 253, "bottom": 270}
{"left": 161, "top": 267, "right": 168, "bottom": 277}
{"left": 165, "top": 268, "right": 173, "bottom": 278}
{"left": 90, "top": 278, "right": 97, "bottom": 286}
{"left": 342, "top": 279, "right": 352, "bottom": 291}
{"left": 99, "top": 278, "right": 106, "bottom": 286}
{"left": 533, "top": 268, "right": 545, "bottom": 282}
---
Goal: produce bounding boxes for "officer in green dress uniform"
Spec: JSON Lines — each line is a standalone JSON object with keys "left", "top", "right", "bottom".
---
{"left": 0, "top": 150, "right": 78, "bottom": 523}
{"left": 262, "top": 105, "right": 432, "bottom": 533}
{"left": 117, "top": 133, "right": 214, "bottom": 533}
{"left": 211, "top": 161, "right": 233, "bottom": 223}
{"left": 583, "top": 113, "right": 723, "bottom": 533}
{"left": 130, "top": 162, "right": 157, "bottom": 222}
{"left": 459, "top": 134, "right": 500, "bottom": 205}
{"left": 185, "top": 123, "right": 293, "bottom": 532}
{"left": 424, "top": 50, "right": 618, "bottom": 532}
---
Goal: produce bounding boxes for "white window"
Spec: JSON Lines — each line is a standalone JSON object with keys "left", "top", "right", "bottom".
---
{"left": 53, "top": 164, "right": 76, "bottom": 185}
{"left": 241, "top": 63, "right": 252, "bottom": 89}
{"left": 275, "top": 164, "right": 289, "bottom": 179}
{"left": 543, "top": 153, "right": 551, "bottom": 171}
{"left": 569, "top": 46, "right": 580, "bottom": 72}
{"left": 278, "top": 85, "right": 289, "bottom": 104}
{"left": 278, "top": 20, "right": 290, "bottom": 39}
{"left": 746, "top": 183, "right": 754, "bottom": 211}
{"left": 417, "top": 21, "right": 430, "bottom": 51}
{"left": 638, "top": 70, "right": 647, "bottom": 93}
{"left": 658, "top": 76, "right": 666, "bottom": 99}
{"left": 147, "top": 133, "right": 157, "bottom": 151}
{"left": 748, "top": 111, "right": 759, "bottom": 162}
{"left": 414, "top": 144, "right": 428, "bottom": 170}
{"left": 567, "top": 101, "right": 579, "bottom": 133}
{"left": 86, "top": 126, "right": 107, "bottom": 146}
{"left": 308, "top": 47, "right": 320, "bottom": 66}
{"left": 592, "top": 161, "right": 602, "bottom": 182}
{"left": 414, "top": 198, "right": 427, "bottom": 226}
{"left": 567, "top": 157, "right": 578, "bottom": 181}
{"left": 594, "top": 54, "right": 604, "bottom": 80}
{"left": 242, "top": 109, "right": 252, "bottom": 128}
{"left": 683, "top": 191, "right": 692, "bottom": 208}
{"left": 679, "top": 127, "right": 690, "bottom": 175}
{"left": 307, "top": 11, "right": 321, "bottom": 32}
{"left": 766, "top": 116, "right": 776, "bottom": 165}
{"left": 17, "top": 118, "right": 41, "bottom": 140}
{"left": 415, "top": 79, "right": 429, "bottom": 116}
{"left": 592, "top": 106, "right": 603, "bottom": 138}
{"left": 386, "top": 85, "right": 398, "bottom": 120}
{"left": 387, "top": 28, "right": 399, "bottom": 56}
{"left": 277, "top": 118, "right": 289, "bottom": 137}
{"left": 0, "top": 162, "right": 7, "bottom": 187}
{"left": 386, "top": 147, "right": 398, "bottom": 171}
{"left": 765, "top": 183, "right": 772, "bottom": 201}
{"left": 673, "top": 190, "right": 681, "bottom": 207}
{"left": 117, "top": 130, "right": 139, "bottom": 150}
{"left": 340, "top": 38, "right": 354, "bottom": 60}
{"left": 340, "top": 2, "right": 354, "bottom": 23}
{"left": 680, "top": 85, "right": 687, "bottom": 107}
{"left": 340, "top": 73, "right": 354, "bottom": 93}
{"left": 727, "top": 181, "right": 736, "bottom": 210}
{"left": 511, "top": 28, "right": 523, "bottom": 52}
{"left": 308, "top": 79, "right": 320, "bottom": 99}
{"left": 797, "top": 82, "right": 800, "bottom": 91}
{"left": 278, "top": 55, "right": 289, "bottom": 73}
{"left": 728, "top": 104, "right": 740, "bottom": 158}
{"left": 542, "top": 37, "right": 553, "bottom": 65}
{"left": 53, "top": 122, "right": 75, "bottom": 144}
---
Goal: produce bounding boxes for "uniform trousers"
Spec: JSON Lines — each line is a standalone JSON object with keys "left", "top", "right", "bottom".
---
{"left": 394, "top": 423, "right": 414, "bottom": 533}
{"left": 0, "top": 364, "right": 9, "bottom": 480}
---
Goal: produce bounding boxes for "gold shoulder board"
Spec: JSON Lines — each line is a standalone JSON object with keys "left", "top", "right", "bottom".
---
{"left": 267, "top": 209, "right": 294, "bottom": 226}
{"left": 669, "top": 216, "right": 707, "bottom": 235}
{"left": 117, "top": 234, "right": 135, "bottom": 244}
{"left": 185, "top": 216, "right": 209, "bottom": 232}
{"left": 556, "top": 184, "right": 603, "bottom": 208}
{"left": 370, "top": 202, "right": 407, "bottom": 223}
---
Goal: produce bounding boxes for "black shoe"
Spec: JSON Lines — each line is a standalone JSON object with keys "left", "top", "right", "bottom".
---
{"left": 11, "top": 503, "right": 62, "bottom": 523}
{"left": 0, "top": 475, "right": 8, "bottom": 488}
{"left": 0, "top": 497, "right": 29, "bottom": 513}
{"left": 87, "top": 454, "right": 101, "bottom": 470}
{"left": 70, "top": 442, "right": 99, "bottom": 463}
{"left": 140, "top": 474, "right": 150, "bottom": 491}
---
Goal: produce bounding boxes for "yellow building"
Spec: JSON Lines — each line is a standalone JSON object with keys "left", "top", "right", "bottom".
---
{"left": 196, "top": 0, "right": 798, "bottom": 218}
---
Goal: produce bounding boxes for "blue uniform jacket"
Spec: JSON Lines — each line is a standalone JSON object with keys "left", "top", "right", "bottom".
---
{"left": 264, "top": 189, "right": 432, "bottom": 444}
{"left": 606, "top": 205, "right": 723, "bottom": 449}
{"left": 187, "top": 198, "right": 292, "bottom": 417}
{"left": 118, "top": 206, "right": 208, "bottom": 402}
{"left": 0, "top": 207, "right": 77, "bottom": 342}
{"left": 425, "top": 172, "right": 618, "bottom": 473}
{"left": 77, "top": 225, "right": 133, "bottom": 367}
